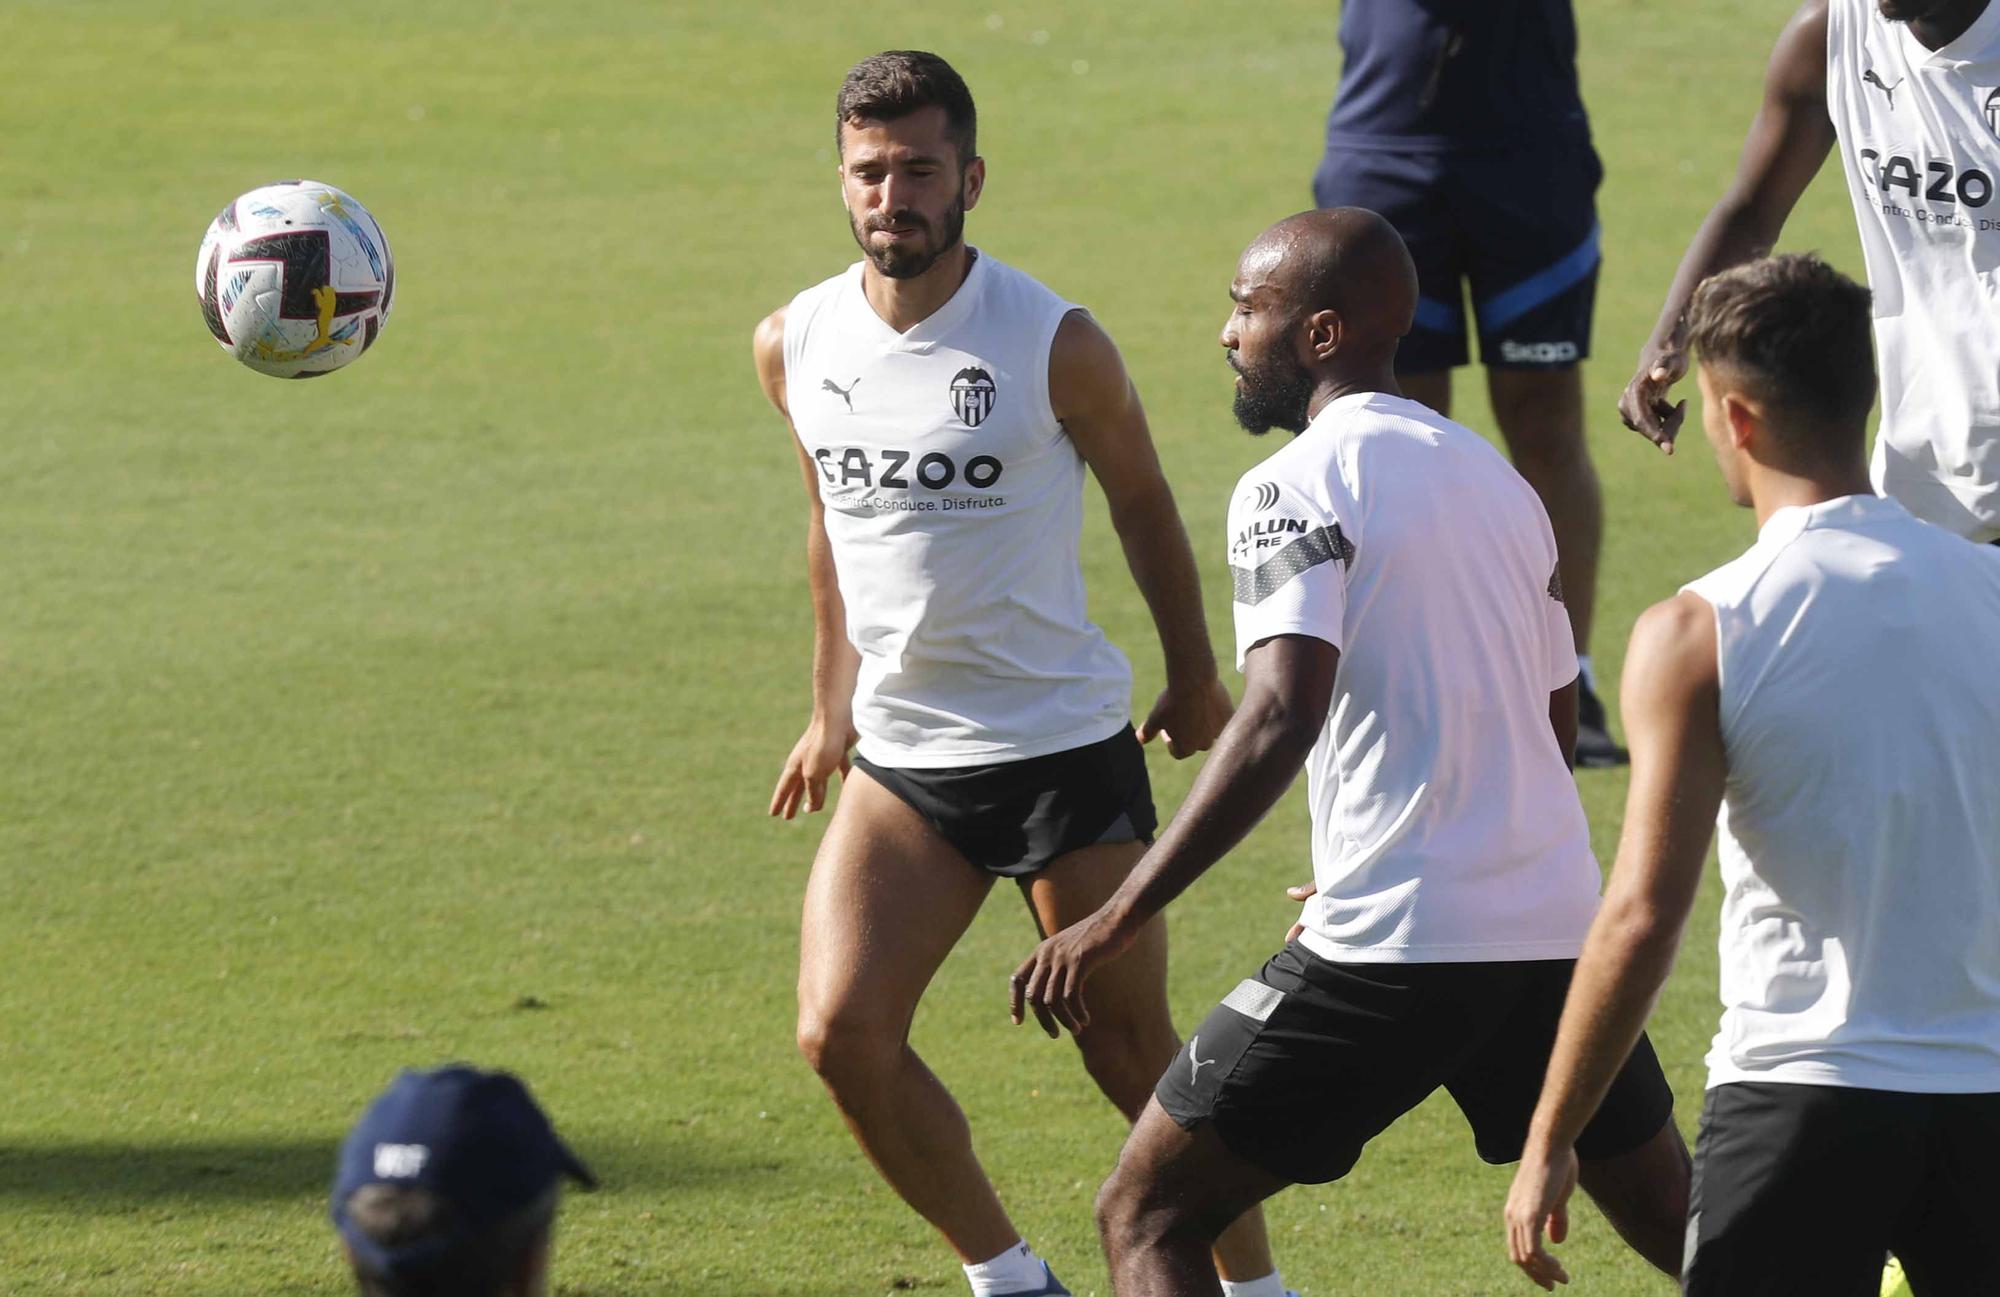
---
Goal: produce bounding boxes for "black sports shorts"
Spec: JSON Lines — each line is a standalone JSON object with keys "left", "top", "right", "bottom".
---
{"left": 1312, "top": 142, "right": 1602, "bottom": 373}
{"left": 1156, "top": 941, "right": 1674, "bottom": 1185}
{"left": 853, "top": 726, "right": 1157, "bottom": 878}
{"left": 1683, "top": 1082, "right": 2000, "bottom": 1296}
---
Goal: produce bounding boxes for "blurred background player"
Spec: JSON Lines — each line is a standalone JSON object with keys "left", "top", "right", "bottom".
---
{"left": 1621, "top": 0, "right": 2000, "bottom": 546}
{"left": 331, "top": 1065, "right": 594, "bottom": 1297}
{"left": 1310, "top": 0, "right": 1623, "bottom": 763}
{"left": 753, "top": 51, "right": 1290, "bottom": 1297}
{"left": 1013, "top": 209, "right": 1687, "bottom": 1296}
{"left": 1507, "top": 255, "right": 2000, "bottom": 1294}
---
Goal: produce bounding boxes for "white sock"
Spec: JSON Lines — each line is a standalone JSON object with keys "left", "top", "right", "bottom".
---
{"left": 964, "top": 1241, "right": 1048, "bottom": 1296}
{"left": 1577, "top": 653, "right": 1597, "bottom": 693}
{"left": 1220, "top": 1273, "right": 1290, "bottom": 1297}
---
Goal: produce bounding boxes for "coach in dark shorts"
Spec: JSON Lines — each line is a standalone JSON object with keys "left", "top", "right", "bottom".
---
{"left": 1312, "top": 0, "right": 1624, "bottom": 767}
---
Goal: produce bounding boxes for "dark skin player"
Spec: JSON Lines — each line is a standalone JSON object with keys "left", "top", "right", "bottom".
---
{"left": 1620, "top": 0, "right": 1993, "bottom": 447}
{"left": 1011, "top": 209, "right": 1687, "bottom": 1296}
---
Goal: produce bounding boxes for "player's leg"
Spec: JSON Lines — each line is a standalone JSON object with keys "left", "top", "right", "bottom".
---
{"left": 1445, "top": 963, "right": 1685, "bottom": 1276}
{"left": 1021, "top": 843, "right": 1279, "bottom": 1285}
{"left": 1574, "top": 1113, "right": 1692, "bottom": 1276}
{"left": 1884, "top": 1092, "right": 2000, "bottom": 1294}
{"left": 1096, "top": 1100, "right": 1292, "bottom": 1296}
{"left": 1486, "top": 365, "right": 1603, "bottom": 672}
{"left": 1461, "top": 141, "right": 1623, "bottom": 766}
{"left": 1312, "top": 146, "right": 1467, "bottom": 422}
{"left": 795, "top": 767, "right": 1015, "bottom": 1262}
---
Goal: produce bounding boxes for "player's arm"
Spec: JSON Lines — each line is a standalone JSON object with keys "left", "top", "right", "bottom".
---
{"left": 1503, "top": 592, "right": 1724, "bottom": 1291}
{"left": 1010, "top": 633, "right": 1337, "bottom": 1036}
{"left": 1621, "top": 0, "right": 1834, "bottom": 449}
{"left": 1052, "top": 310, "right": 1233, "bottom": 758}
{"left": 754, "top": 307, "right": 861, "bottom": 820}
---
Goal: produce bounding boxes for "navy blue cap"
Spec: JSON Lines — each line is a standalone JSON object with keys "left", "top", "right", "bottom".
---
{"left": 331, "top": 1066, "right": 595, "bottom": 1280}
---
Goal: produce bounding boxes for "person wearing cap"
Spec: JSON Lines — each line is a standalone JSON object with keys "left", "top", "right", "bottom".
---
{"left": 331, "top": 1065, "right": 596, "bottom": 1297}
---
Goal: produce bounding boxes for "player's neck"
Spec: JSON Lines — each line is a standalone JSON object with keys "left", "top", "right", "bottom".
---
{"left": 1909, "top": 0, "right": 1990, "bottom": 50}
{"left": 861, "top": 243, "right": 975, "bottom": 333}
{"left": 1747, "top": 463, "right": 1876, "bottom": 528}
{"left": 1304, "top": 367, "right": 1402, "bottom": 422}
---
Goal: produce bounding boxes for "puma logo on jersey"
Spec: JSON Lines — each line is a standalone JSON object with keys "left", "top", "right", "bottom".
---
{"left": 1187, "top": 1035, "right": 1219, "bottom": 1084}
{"left": 1864, "top": 69, "right": 1903, "bottom": 109}
{"left": 822, "top": 377, "right": 859, "bottom": 412}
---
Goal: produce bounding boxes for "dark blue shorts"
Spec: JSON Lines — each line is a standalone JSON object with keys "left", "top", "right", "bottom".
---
{"left": 1313, "top": 142, "right": 1603, "bottom": 372}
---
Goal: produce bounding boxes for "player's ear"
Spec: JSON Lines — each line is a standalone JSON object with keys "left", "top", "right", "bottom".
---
{"left": 961, "top": 155, "right": 986, "bottom": 212}
{"left": 1302, "top": 308, "right": 1342, "bottom": 362}
{"left": 1720, "top": 391, "right": 1760, "bottom": 451}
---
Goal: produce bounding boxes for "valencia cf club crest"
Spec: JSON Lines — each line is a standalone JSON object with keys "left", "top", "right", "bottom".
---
{"left": 1986, "top": 86, "right": 2000, "bottom": 136}
{"left": 950, "top": 366, "right": 997, "bottom": 428}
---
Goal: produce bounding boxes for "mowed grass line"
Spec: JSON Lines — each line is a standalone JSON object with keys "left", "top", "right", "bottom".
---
{"left": 1, "top": 2, "right": 1864, "bottom": 1293}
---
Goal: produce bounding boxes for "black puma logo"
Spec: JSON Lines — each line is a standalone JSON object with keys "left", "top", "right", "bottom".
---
{"left": 822, "top": 377, "right": 859, "bottom": 412}
{"left": 1864, "top": 69, "right": 1903, "bottom": 109}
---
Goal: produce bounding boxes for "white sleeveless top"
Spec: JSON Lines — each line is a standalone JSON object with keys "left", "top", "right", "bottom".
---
{"left": 1683, "top": 495, "right": 2000, "bottom": 1092}
{"left": 1827, "top": 0, "right": 2000, "bottom": 540}
{"left": 782, "top": 251, "right": 1132, "bottom": 768}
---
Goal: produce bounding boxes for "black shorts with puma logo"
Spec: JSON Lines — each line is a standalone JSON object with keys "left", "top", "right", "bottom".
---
{"left": 1156, "top": 941, "right": 1674, "bottom": 1185}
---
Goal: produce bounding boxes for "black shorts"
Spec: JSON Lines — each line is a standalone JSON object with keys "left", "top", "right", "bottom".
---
{"left": 853, "top": 727, "right": 1157, "bottom": 878}
{"left": 1683, "top": 1082, "right": 2000, "bottom": 1296}
{"left": 1155, "top": 942, "right": 1673, "bottom": 1185}
{"left": 1312, "top": 142, "right": 1602, "bottom": 372}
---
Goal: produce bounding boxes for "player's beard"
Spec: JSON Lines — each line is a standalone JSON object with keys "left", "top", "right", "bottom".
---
{"left": 850, "top": 197, "right": 966, "bottom": 279}
{"left": 1230, "top": 348, "right": 1315, "bottom": 436}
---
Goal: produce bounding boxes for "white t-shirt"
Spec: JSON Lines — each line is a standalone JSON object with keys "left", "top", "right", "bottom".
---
{"left": 1827, "top": 0, "right": 2000, "bottom": 540}
{"left": 783, "top": 251, "right": 1133, "bottom": 768}
{"left": 1683, "top": 495, "right": 2000, "bottom": 1092}
{"left": 1229, "top": 392, "right": 1601, "bottom": 963}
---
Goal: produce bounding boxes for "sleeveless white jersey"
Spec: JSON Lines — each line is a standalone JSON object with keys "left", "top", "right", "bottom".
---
{"left": 1683, "top": 495, "right": 2000, "bottom": 1092}
{"left": 1827, "top": 0, "right": 2000, "bottom": 540}
{"left": 782, "top": 251, "right": 1132, "bottom": 768}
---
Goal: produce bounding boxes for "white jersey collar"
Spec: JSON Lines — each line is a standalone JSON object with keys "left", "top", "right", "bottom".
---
{"left": 853, "top": 246, "right": 989, "bottom": 353}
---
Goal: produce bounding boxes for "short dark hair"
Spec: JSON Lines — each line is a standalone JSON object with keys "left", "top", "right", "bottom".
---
{"left": 1687, "top": 253, "right": 1876, "bottom": 455}
{"left": 345, "top": 1184, "right": 558, "bottom": 1297}
{"left": 835, "top": 50, "right": 977, "bottom": 164}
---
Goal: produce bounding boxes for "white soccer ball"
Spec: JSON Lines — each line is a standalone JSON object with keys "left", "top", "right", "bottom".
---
{"left": 194, "top": 180, "right": 394, "bottom": 379}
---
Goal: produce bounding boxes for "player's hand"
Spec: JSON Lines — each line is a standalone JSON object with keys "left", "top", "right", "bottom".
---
{"left": 1618, "top": 335, "right": 1691, "bottom": 453}
{"left": 1138, "top": 674, "right": 1234, "bottom": 759}
{"left": 1504, "top": 1142, "right": 1579, "bottom": 1290}
{"left": 1285, "top": 880, "right": 1316, "bottom": 942}
{"left": 1009, "top": 910, "right": 1135, "bottom": 1038}
{"left": 768, "top": 713, "right": 856, "bottom": 820}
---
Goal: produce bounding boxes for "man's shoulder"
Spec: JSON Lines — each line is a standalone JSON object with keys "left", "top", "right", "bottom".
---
{"left": 973, "top": 250, "right": 1078, "bottom": 316}
{"left": 785, "top": 262, "right": 864, "bottom": 325}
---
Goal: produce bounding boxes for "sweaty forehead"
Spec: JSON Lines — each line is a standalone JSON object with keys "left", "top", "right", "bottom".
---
{"left": 1233, "top": 240, "right": 1290, "bottom": 301}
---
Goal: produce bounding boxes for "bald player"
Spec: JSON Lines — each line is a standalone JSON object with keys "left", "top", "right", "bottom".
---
{"left": 1011, "top": 210, "right": 1689, "bottom": 1294}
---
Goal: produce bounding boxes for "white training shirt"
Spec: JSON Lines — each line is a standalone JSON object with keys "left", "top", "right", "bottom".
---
{"left": 1229, "top": 392, "right": 1601, "bottom": 963}
{"left": 1683, "top": 495, "right": 2000, "bottom": 1092}
{"left": 1827, "top": 0, "right": 2000, "bottom": 540}
{"left": 782, "top": 251, "right": 1132, "bottom": 768}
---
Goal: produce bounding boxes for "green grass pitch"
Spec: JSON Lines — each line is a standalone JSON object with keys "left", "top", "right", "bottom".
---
{"left": 0, "top": 1, "right": 1862, "bottom": 1292}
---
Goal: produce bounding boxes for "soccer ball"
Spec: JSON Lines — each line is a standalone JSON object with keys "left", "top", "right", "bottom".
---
{"left": 194, "top": 180, "right": 394, "bottom": 379}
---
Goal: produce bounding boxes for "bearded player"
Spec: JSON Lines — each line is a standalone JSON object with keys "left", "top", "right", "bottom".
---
{"left": 752, "top": 51, "right": 1291, "bottom": 1297}
{"left": 1623, "top": 0, "right": 2000, "bottom": 544}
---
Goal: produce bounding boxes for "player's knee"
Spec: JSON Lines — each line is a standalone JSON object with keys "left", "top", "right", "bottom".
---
{"left": 1094, "top": 1162, "right": 1156, "bottom": 1254}
{"left": 794, "top": 1007, "right": 896, "bottom": 1088}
